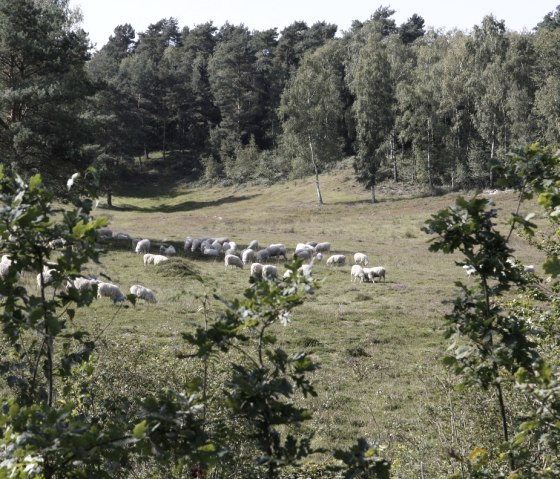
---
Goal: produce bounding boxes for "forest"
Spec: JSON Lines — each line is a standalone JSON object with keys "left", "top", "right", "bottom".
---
{"left": 1, "top": 0, "right": 560, "bottom": 203}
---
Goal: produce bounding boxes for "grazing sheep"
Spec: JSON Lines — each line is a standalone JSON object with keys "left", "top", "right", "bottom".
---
{"left": 225, "top": 254, "right": 244, "bottom": 270}
{"left": 203, "top": 247, "right": 219, "bottom": 258}
{"left": 130, "top": 284, "right": 157, "bottom": 303}
{"left": 262, "top": 264, "right": 278, "bottom": 281}
{"left": 241, "top": 248, "right": 256, "bottom": 265}
{"left": 256, "top": 248, "right": 270, "bottom": 263}
{"left": 351, "top": 264, "right": 365, "bottom": 282}
{"left": 37, "top": 267, "right": 59, "bottom": 289}
{"left": 326, "top": 254, "right": 346, "bottom": 266}
{"left": 160, "top": 244, "right": 177, "bottom": 255}
{"left": 306, "top": 241, "right": 318, "bottom": 248}
{"left": 68, "top": 276, "right": 99, "bottom": 292}
{"left": 97, "top": 228, "right": 113, "bottom": 239}
{"left": 152, "top": 255, "right": 169, "bottom": 266}
{"left": 250, "top": 262, "right": 263, "bottom": 280}
{"left": 135, "top": 239, "right": 151, "bottom": 254}
{"left": 524, "top": 264, "right": 535, "bottom": 273}
{"left": 315, "top": 242, "right": 331, "bottom": 254}
{"left": 97, "top": 282, "right": 126, "bottom": 303}
{"left": 368, "top": 266, "right": 386, "bottom": 282}
{"left": 353, "top": 252, "right": 369, "bottom": 266}
{"left": 267, "top": 244, "right": 287, "bottom": 261}
{"left": 294, "top": 248, "right": 313, "bottom": 261}
{"left": 298, "top": 264, "right": 313, "bottom": 279}
{"left": 462, "top": 265, "right": 477, "bottom": 279}
{"left": 314, "top": 252, "right": 323, "bottom": 262}
{"left": 184, "top": 237, "right": 193, "bottom": 253}
{"left": 247, "top": 240, "right": 259, "bottom": 251}
{"left": 143, "top": 253, "right": 155, "bottom": 266}
{"left": 0, "top": 255, "right": 13, "bottom": 278}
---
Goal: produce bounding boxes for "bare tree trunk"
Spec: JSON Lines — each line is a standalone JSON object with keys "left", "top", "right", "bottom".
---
{"left": 370, "top": 184, "right": 376, "bottom": 204}
{"left": 308, "top": 136, "right": 323, "bottom": 206}
{"left": 107, "top": 189, "right": 112, "bottom": 208}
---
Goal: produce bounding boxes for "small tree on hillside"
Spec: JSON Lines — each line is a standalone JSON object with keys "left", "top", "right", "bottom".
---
{"left": 278, "top": 40, "right": 345, "bottom": 206}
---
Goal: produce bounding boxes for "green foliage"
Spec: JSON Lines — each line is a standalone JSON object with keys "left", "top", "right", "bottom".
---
{"left": 424, "top": 144, "right": 560, "bottom": 477}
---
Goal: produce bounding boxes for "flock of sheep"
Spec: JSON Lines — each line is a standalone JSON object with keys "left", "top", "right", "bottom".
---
{"left": 132, "top": 235, "right": 387, "bottom": 289}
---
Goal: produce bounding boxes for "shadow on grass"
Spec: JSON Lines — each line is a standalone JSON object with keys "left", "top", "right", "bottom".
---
{"left": 103, "top": 194, "right": 260, "bottom": 213}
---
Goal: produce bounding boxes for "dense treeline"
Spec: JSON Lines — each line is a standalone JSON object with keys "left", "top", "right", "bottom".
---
{"left": 1, "top": 1, "right": 560, "bottom": 201}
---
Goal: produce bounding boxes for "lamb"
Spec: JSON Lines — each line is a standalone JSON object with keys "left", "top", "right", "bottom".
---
{"left": 367, "top": 266, "right": 386, "bottom": 282}
{"left": 130, "top": 284, "right": 157, "bottom": 303}
{"left": 250, "top": 262, "right": 263, "bottom": 280}
{"left": 262, "top": 264, "right": 278, "bottom": 281}
{"left": 326, "top": 254, "right": 346, "bottom": 266}
{"left": 353, "top": 252, "right": 369, "bottom": 266}
{"left": 225, "top": 254, "right": 244, "bottom": 270}
{"left": 315, "top": 242, "right": 331, "bottom": 254}
{"left": 241, "top": 248, "right": 256, "bottom": 265}
{"left": 135, "top": 239, "right": 151, "bottom": 254}
{"left": 97, "top": 282, "right": 126, "bottom": 303}
{"left": 351, "top": 264, "right": 365, "bottom": 282}
{"left": 143, "top": 253, "right": 155, "bottom": 266}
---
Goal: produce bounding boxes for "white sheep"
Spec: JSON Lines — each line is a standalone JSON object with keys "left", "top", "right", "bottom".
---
{"left": 143, "top": 253, "right": 155, "bottom": 266}
{"left": 97, "top": 282, "right": 126, "bottom": 303}
{"left": 69, "top": 276, "right": 99, "bottom": 292}
{"left": 37, "top": 267, "right": 59, "bottom": 289}
{"left": 152, "top": 255, "right": 169, "bottom": 266}
{"left": 367, "top": 266, "right": 386, "bottom": 282}
{"left": 315, "top": 242, "right": 331, "bottom": 253}
{"left": 203, "top": 247, "right": 219, "bottom": 258}
{"left": 0, "top": 255, "right": 13, "bottom": 278}
{"left": 135, "top": 239, "right": 151, "bottom": 254}
{"left": 241, "top": 248, "right": 256, "bottom": 265}
{"left": 262, "top": 264, "right": 278, "bottom": 281}
{"left": 298, "top": 264, "right": 313, "bottom": 279}
{"left": 247, "top": 240, "right": 259, "bottom": 251}
{"left": 314, "top": 252, "right": 323, "bottom": 262}
{"left": 462, "top": 265, "right": 477, "bottom": 279}
{"left": 225, "top": 254, "right": 244, "bottom": 270}
{"left": 524, "top": 264, "right": 535, "bottom": 273}
{"left": 351, "top": 264, "right": 365, "bottom": 282}
{"left": 326, "top": 254, "right": 346, "bottom": 266}
{"left": 160, "top": 244, "right": 176, "bottom": 255}
{"left": 353, "top": 252, "right": 369, "bottom": 266}
{"left": 283, "top": 269, "right": 293, "bottom": 279}
{"left": 250, "top": 262, "right": 263, "bottom": 280}
{"left": 130, "top": 284, "right": 157, "bottom": 303}
{"left": 184, "top": 237, "right": 193, "bottom": 253}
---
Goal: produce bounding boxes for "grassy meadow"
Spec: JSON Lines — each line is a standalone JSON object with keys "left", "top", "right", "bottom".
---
{"left": 39, "top": 159, "right": 546, "bottom": 477}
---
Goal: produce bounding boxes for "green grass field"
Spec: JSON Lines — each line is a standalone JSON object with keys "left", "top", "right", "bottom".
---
{"left": 48, "top": 162, "right": 545, "bottom": 477}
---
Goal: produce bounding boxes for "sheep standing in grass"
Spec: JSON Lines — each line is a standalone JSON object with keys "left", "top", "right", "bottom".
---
{"left": 353, "top": 252, "right": 369, "bottom": 266}
{"left": 351, "top": 265, "right": 365, "bottom": 282}
{"left": 256, "top": 249, "right": 270, "bottom": 263}
{"left": 68, "top": 276, "right": 99, "bottom": 292}
{"left": 462, "top": 265, "right": 477, "bottom": 279}
{"left": 160, "top": 244, "right": 176, "bottom": 255}
{"left": 130, "top": 284, "right": 157, "bottom": 303}
{"left": 247, "top": 240, "right": 259, "bottom": 251}
{"left": 267, "top": 244, "right": 287, "bottom": 261}
{"left": 37, "top": 267, "right": 59, "bottom": 289}
{"left": 143, "top": 253, "right": 155, "bottom": 266}
{"left": 225, "top": 254, "right": 244, "bottom": 270}
{"left": 184, "top": 237, "right": 193, "bottom": 253}
{"left": 262, "top": 265, "right": 278, "bottom": 281}
{"left": 97, "top": 282, "right": 126, "bottom": 303}
{"left": 152, "top": 255, "right": 169, "bottom": 265}
{"left": 0, "top": 255, "right": 14, "bottom": 279}
{"left": 315, "top": 242, "right": 331, "bottom": 254}
{"left": 367, "top": 266, "right": 386, "bottom": 282}
{"left": 135, "top": 239, "right": 151, "bottom": 254}
{"left": 250, "top": 262, "right": 263, "bottom": 280}
{"left": 326, "top": 254, "right": 346, "bottom": 266}
{"left": 242, "top": 248, "right": 256, "bottom": 265}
